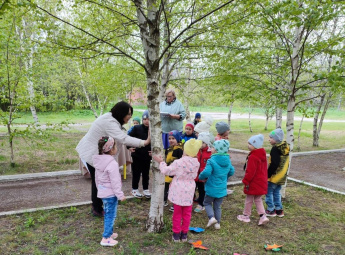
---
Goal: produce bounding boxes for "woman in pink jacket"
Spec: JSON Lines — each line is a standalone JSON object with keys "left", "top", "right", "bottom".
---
{"left": 93, "top": 137, "right": 126, "bottom": 247}
{"left": 153, "top": 139, "right": 202, "bottom": 243}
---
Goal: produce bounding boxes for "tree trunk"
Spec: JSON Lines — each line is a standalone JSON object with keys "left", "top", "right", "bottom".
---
{"left": 297, "top": 114, "right": 304, "bottom": 151}
{"left": 227, "top": 101, "right": 233, "bottom": 130}
{"left": 265, "top": 114, "right": 269, "bottom": 131}
{"left": 135, "top": 0, "right": 165, "bottom": 232}
{"left": 316, "top": 92, "right": 332, "bottom": 146}
{"left": 27, "top": 44, "right": 39, "bottom": 124}
{"left": 286, "top": 95, "right": 295, "bottom": 152}
{"left": 312, "top": 94, "right": 325, "bottom": 147}
{"left": 276, "top": 107, "right": 282, "bottom": 129}
{"left": 248, "top": 106, "right": 253, "bottom": 133}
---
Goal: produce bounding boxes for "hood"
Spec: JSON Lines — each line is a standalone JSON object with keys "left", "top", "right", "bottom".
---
{"left": 276, "top": 141, "right": 290, "bottom": 156}
{"left": 92, "top": 155, "right": 115, "bottom": 172}
{"left": 182, "top": 156, "right": 200, "bottom": 174}
{"left": 249, "top": 148, "right": 267, "bottom": 162}
{"left": 211, "top": 154, "right": 231, "bottom": 168}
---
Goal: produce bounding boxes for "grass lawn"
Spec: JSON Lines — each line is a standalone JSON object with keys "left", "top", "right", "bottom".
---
{"left": 0, "top": 182, "right": 344, "bottom": 254}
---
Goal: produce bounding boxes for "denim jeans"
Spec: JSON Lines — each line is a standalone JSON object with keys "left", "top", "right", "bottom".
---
{"left": 204, "top": 195, "right": 224, "bottom": 223}
{"left": 265, "top": 182, "right": 283, "bottom": 211}
{"left": 102, "top": 196, "right": 118, "bottom": 238}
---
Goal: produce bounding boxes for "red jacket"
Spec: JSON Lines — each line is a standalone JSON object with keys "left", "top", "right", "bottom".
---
{"left": 242, "top": 148, "right": 268, "bottom": 195}
{"left": 195, "top": 146, "right": 212, "bottom": 182}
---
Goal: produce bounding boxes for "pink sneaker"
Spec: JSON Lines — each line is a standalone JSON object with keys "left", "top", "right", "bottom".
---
{"left": 237, "top": 215, "right": 250, "bottom": 223}
{"left": 258, "top": 215, "right": 269, "bottom": 226}
{"left": 110, "top": 233, "right": 118, "bottom": 239}
{"left": 100, "top": 237, "right": 118, "bottom": 246}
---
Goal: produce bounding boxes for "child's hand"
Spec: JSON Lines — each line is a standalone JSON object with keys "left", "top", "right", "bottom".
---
{"left": 120, "top": 197, "right": 126, "bottom": 202}
{"left": 148, "top": 151, "right": 152, "bottom": 156}
{"left": 153, "top": 154, "right": 164, "bottom": 163}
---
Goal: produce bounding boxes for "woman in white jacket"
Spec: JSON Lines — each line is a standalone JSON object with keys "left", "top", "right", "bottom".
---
{"left": 76, "top": 101, "right": 150, "bottom": 217}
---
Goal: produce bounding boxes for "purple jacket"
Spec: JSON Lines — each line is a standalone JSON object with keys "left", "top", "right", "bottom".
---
{"left": 93, "top": 154, "right": 125, "bottom": 200}
{"left": 159, "top": 156, "right": 200, "bottom": 206}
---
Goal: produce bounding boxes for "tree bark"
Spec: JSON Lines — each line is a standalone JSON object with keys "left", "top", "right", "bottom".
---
{"left": 227, "top": 101, "right": 233, "bottom": 130}
{"left": 297, "top": 114, "right": 304, "bottom": 151}
{"left": 312, "top": 94, "right": 325, "bottom": 147}
{"left": 276, "top": 107, "right": 282, "bottom": 129}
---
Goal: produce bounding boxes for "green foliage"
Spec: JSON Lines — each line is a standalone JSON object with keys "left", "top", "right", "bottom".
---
{"left": 24, "top": 217, "right": 35, "bottom": 228}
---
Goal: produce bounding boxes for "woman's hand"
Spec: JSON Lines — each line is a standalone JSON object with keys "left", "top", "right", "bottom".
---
{"left": 128, "top": 147, "right": 135, "bottom": 153}
{"left": 153, "top": 154, "right": 164, "bottom": 163}
{"left": 148, "top": 151, "right": 152, "bottom": 156}
{"left": 169, "top": 114, "right": 180, "bottom": 120}
{"left": 144, "top": 129, "right": 151, "bottom": 146}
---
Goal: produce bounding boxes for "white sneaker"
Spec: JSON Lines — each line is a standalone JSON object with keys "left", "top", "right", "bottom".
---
{"left": 214, "top": 223, "right": 220, "bottom": 229}
{"left": 131, "top": 189, "right": 143, "bottom": 198}
{"left": 206, "top": 217, "right": 218, "bottom": 228}
{"left": 143, "top": 190, "right": 151, "bottom": 198}
{"left": 227, "top": 189, "right": 233, "bottom": 195}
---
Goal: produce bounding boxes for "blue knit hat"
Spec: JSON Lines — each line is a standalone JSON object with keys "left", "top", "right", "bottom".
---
{"left": 213, "top": 139, "right": 230, "bottom": 154}
{"left": 248, "top": 134, "right": 264, "bottom": 148}
{"left": 169, "top": 130, "right": 181, "bottom": 143}
{"left": 269, "top": 128, "right": 284, "bottom": 143}
{"left": 142, "top": 110, "right": 149, "bottom": 120}
{"left": 195, "top": 112, "right": 201, "bottom": 119}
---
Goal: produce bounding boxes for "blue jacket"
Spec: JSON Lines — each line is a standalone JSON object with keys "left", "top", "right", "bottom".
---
{"left": 199, "top": 153, "right": 235, "bottom": 198}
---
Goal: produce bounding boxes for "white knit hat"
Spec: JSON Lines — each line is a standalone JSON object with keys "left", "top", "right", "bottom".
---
{"left": 194, "top": 115, "right": 213, "bottom": 133}
{"left": 197, "top": 132, "right": 214, "bottom": 147}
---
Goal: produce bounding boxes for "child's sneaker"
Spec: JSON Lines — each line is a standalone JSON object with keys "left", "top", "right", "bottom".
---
{"left": 237, "top": 214, "right": 250, "bottom": 223}
{"left": 181, "top": 232, "right": 188, "bottom": 242}
{"left": 258, "top": 215, "right": 269, "bottom": 226}
{"left": 206, "top": 217, "right": 218, "bottom": 228}
{"left": 172, "top": 232, "right": 180, "bottom": 242}
{"left": 169, "top": 206, "right": 174, "bottom": 212}
{"left": 265, "top": 209, "right": 277, "bottom": 217}
{"left": 214, "top": 223, "right": 221, "bottom": 229}
{"left": 276, "top": 209, "right": 284, "bottom": 217}
{"left": 131, "top": 189, "right": 143, "bottom": 198}
{"left": 143, "top": 190, "right": 151, "bottom": 198}
{"left": 164, "top": 201, "right": 169, "bottom": 207}
{"left": 100, "top": 237, "right": 118, "bottom": 246}
{"left": 194, "top": 205, "right": 205, "bottom": 213}
{"left": 110, "top": 233, "right": 118, "bottom": 240}
{"left": 227, "top": 189, "right": 234, "bottom": 195}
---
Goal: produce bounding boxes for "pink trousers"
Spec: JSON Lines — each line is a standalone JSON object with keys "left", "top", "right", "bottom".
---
{"left": 172, "top": 204, "right": 192, "bottom": 233}
{"left": 243, "top": 195, "right": 265, "bottom": 216}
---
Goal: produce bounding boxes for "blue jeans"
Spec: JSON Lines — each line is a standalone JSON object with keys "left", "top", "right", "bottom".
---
{"left": 102, "top": 196, "right": 118, "bottom": 238}
{"left": 204, "top": 195, "right": 224, "bottom": 223}
{"left": 265, "top": 182, "right": 283, "bottom": 211}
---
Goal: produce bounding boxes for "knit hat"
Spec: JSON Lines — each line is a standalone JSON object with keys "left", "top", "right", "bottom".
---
{"left": 195, "top": 112, "right": 201, "bottom": 119}
{"left": 142, "top": 110, "right": 149, "bottom": 119}
{"left": 197, "top": 132, "right": 214, "bottom": 147}
{"left": 184, "top": 139, "right": 202, "bottom": 157}
{"left": 194, "top": 115, "right": 213, "bottom": 133}
{"left": 216, "top": 121, "right": 230, "bottom": 135}
{"left": 169, "top": 130, "right": 181, "bottom": 143}
{"left": 248, "top": 134, "right": 264, "bottom": 148}
{"left": 185, "top": 122, "right": 194, "bottom": 131}
{"left": 213, "top": 139, "right": 230, "bottom": 154}
{"left": 269, "top": 128, "right": 284, "bottom": 143}
{"left": 133, "top": 117, "right": 141, "bottom": 124}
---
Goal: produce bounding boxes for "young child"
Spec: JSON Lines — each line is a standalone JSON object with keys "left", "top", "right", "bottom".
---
{"left": 194, "top": 132, "right": 213, "bottom": 213}
{"left": 128, "top": 110, "right": 151, "bottom": 198}
{"left": 181, "top": 122, "right": 197, "bottom": 143}
{"left": 193, "top": 112, "right": 201, "bottom": 126}
{"left": 127, "top": 117, "right": 141, "bottom": 134}
{"left": 237, "top": 134, "right": 269, "bottom": 226}
{"left": 93, "top": 137, "right": 126, "bottom": 247}
{"left": 164, "top": 130, "right": 184, "bottom": 211}
{"left": 194, "top": 115, "right": 213, "bottom": 137}
{"left": 215, "top": 121, "right": 230, "bottom": 141}
{"left": 266, "top": 128, "right": 290, "bottom": 217}
{"left": 153, "top": 139, "right": 202, "bottom": 242}
{"left": 199, "top": 139, "right": 235, "bottom": 230}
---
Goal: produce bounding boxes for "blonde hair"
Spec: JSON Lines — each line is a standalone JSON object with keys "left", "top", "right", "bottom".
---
{"left": 165, "top": 89, "right": 176, "bottom": 98}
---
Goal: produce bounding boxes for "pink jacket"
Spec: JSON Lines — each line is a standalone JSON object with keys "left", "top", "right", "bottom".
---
{"left": 159, "top": 156, "right": 200, "bottom": 206}
{"left": 93, "top": 154, "right": 125, "bottom": 200}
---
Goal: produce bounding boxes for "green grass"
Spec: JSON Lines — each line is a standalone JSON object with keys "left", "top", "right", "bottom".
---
{"left": 0, "top": 182, "right": 344, "bottom": 254}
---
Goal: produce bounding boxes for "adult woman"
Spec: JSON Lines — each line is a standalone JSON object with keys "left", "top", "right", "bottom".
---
{"left": 76, "top": 101, "right": 150, "bottom": 216}
{"left": 159, "top": 89, "right": 186, "bottom": 149}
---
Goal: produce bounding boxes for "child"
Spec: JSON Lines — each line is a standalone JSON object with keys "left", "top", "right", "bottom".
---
{"left": 153, "top": 139, "right": 202, "bottom": 242}
{"left": 128, "top": 110, "right": 152, "bottom": 198}
{"left": 181, "top": 122, "right": 197, "bottom": 143}
{"left": 199, "top": 139, "right": 235, "bottom": 230}
{"left": 215, "top": 122, "right": 230, "bottom": 141}
{"left": 237, "top": 134, "right": 269, "bottom": 225}
{"left": 93, "top": 137, "right": 126, "bottom": 247}
{"left": 194, "top": 115, "right": 213, "bottom": 136}
{"left": 193, "top": 112, "right": 201, "bottom": 126}
{"left": 266, "top": 128, "right": 290, "bottom": 217}
{"left": 164, "top": 130, "right": 184, "bottom": 211}
{"left": 127, "top": 117, "right": 141, "bottom": 134}
{"left": 194, "top": 132, "right": 213, "bottom": 213}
